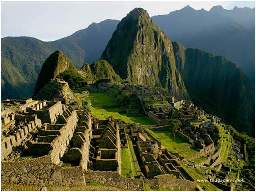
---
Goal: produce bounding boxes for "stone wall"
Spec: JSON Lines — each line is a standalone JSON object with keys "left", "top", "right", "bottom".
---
{"left": 116, "top": 122, "right": 121, "bottom": 174}
{"left": 19, "top": 100, "right": 39, "bottom": 112}
{"left": 49, "top": 110, "right": 78, "bottom": 164}
{"left": 1, "top": 115, "right": 42, "bottom": 160}
{"left": 28, "top": 101, "right": 47, "bottom": 111}
{"left": 1, "top": 112, "right": 15, "bottom": 126}
{"left": 1, "top": 156, "right": 85, "bottom": 186}
{"left": 2, "top": 156, "right": 54, "bottom": 185}
{"left": 62, "top": 110, "right": 92, "bottom": 170}
{"left": 78, "top": 112, "right": 92, "bottom": 170}
{"left": 200, "top": 143, "right": 215, "bottom": 156}
{"left": 147, "top": 175, "right": 197, "bottom": 190}
{"left": 93, "top": 120, "right": 121, "bottom": 174}
{"left": 1, "top": 157, "right": 143, "bottom": 190}
{"left": 36, "top": 101, "right": 63, "bottom": 124}
{"left": 83, "top": 171, "right": 143, "bottom": 190}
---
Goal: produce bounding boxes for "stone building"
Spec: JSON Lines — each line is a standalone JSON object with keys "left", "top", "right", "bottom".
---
{"left": 89, "top": 118, "right": 121, "bottom": 174}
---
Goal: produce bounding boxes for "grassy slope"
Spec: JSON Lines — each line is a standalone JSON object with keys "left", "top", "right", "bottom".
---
{"left": 211, "top": 123, "right": 232, "bottom": 167}
{"left": 121, "top": 147, "right": 133, "bottom": 177}
{"left": 145, "top": 127, "right": 199, "bottom": 159}
{"left": 181, "top": 165, "right": 220, "bottom": 191}
{"left": 121, "top": 138, "right": 142, "bottom": 177}
{"left": 89, "top": 91, "right": 156, "bottom": 125}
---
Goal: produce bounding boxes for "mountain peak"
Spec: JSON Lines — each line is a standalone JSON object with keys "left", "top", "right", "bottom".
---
{"left": 34, "top": 51, "right": 73, "bottom": 95}
{"left": 210, "top": 5, "right": 225, "bottom": 13}
{"left": 101, "top": 8, "right": 188, "bottom": 98}
{"left": 51, "top": 50, "right": 64, "bottom": 58}
{"left": 182, "top": 5, "right": 195, "bottom": 11}
{"left": 125, "top": 8, "right": 150, "bottom": 21}
{"left": 128, "top": 8, "right": 149, "bottom": 17}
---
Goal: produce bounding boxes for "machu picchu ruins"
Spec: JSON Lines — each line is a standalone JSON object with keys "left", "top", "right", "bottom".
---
{"left": 2, "top": 84, "right": 254, "bottom": 191}
{"left": 1, "top": 5, "right": 255, "bottom": 192}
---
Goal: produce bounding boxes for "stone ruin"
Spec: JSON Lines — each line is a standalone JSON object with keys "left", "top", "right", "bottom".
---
{"left": 1, "top": 98, "right": 124, "bottom": 175}
{"left": 127, "top": 125, "right": 194, "bottom": 181}
{"left": 1, "top": 99, "right": 47, "bottom": 160}
{"left": 1, "top": 99, "right": 88, "bottom": 166}
{"left": 1, "top": 98, "right": 199, "bottom": 190}
{"left": 173, "top": 100, "right": 219, "bottom": 157}
{"left": 89, "top": 118, "right": 121, "bottom": 174}
{"left": 61, "top": 110, "right": 92, "bottom": 170}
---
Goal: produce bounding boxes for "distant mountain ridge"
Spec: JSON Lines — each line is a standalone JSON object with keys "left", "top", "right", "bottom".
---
{"left": 2, "top": 5, "right": 254, "bottom": 99}
{"left": 152, "top": 5, "right": 255, "bottom": 79}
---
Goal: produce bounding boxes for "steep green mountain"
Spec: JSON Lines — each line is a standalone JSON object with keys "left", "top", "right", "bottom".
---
{"left": 1, "top": 37, "right": 56, "bottom": 98}
{"left": 101, "top": 8, "right": 188, "bottom": 99}
{"left": 173, "top": 42, "right": 254, "bottom": 135}
{"left": 34, "top": 51, "right": 121, "bottom": 96}
{"left": 1, "top": 57, "right": 32, "bottom": 99}
{"left": 59, "top": 59, "right": 121, "bottom": 90}
{"left": 1, "top": 19, "right": 118, "bottom": 99}
{"left": 79, "top": 60, "right": 121, "bottom": 83}
{"left": 34, "top": 51, "right": 75, "bottom": 95}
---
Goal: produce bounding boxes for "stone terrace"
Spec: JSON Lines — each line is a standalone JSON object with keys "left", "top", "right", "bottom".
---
{"left": 129, "top": 126, "right": 194, "bottom": 180}
{"left": 89, "top": 118, "right": 121, "bottom": 174}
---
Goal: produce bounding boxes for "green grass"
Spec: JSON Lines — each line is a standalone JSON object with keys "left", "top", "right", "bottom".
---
{"left": 127, "top": 137, "right": 142, "bottom": 176}
{"left": 192, "top": 156, "right": 208, "bottom": 164}
{"left": 182, "top": 165, "right": 220, "bottom": 191}
{"left": 90, "top": 107, "right": 155, "bottom": 125}
{"left": 121, "top": 137, "right": 141, "bottom": 178}
{"left": 121, "top": 138, "right": 141, "bottom": 177}
{"left": 90, "top": 92, "right": 120, "bottom": 108}
{"left": 143, "top": 180, "right": 151, "bottom": 191}
{"left": 87, "top": 91, "right": 156, "bottom": 125}
{"left": 121, "top": 147, "right": 134, "bottom": 177}
{"left": 211, "top": 123, "right": 232, "bottom": 167}
{"left": 145, "top": 127, "right": 199, "bottom": 159}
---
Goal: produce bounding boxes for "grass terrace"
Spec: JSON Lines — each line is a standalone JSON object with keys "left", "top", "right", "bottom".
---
{"left": 144, "top": 126, "right": 199, "bottom": 160}
{"left": 211, "top": 123, "right": 232, "bottom": 167}
{"left": 121, "top": 138, "right": 141, "bottom": 178}
{"left": 80, "top": 91, "right": 157, "bottom": 125}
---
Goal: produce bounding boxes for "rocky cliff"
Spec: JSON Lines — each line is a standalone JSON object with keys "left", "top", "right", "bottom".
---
{"left": 102, "top": 8, "right": 188, "bottom": 99}
{"left": 34, "top": 51, "right": 74, "bottom": 95}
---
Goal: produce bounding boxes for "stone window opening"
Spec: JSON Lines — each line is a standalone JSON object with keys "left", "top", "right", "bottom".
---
{"left": 5, "top": 142, "right": 8, "bottom": 149}
{"left": 10, "top": 139, "right": 13, "bottom": 145}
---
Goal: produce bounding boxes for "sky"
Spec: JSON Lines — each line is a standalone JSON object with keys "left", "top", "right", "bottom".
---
{"left": 1, "top": 1, "right": 255, "bottom": 41}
